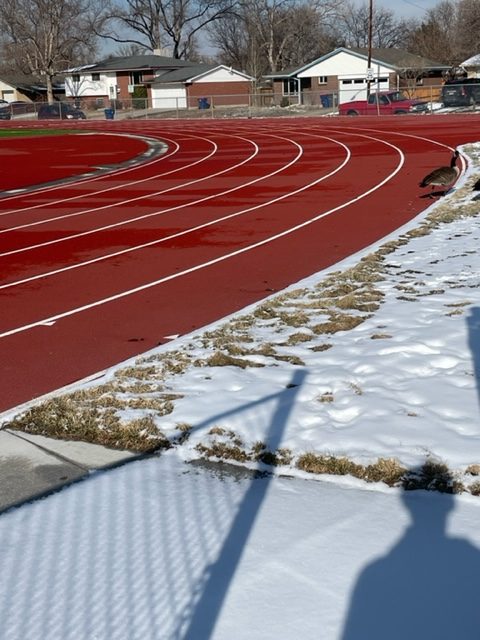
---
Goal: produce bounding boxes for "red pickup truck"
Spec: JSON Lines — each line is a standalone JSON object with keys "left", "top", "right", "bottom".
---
{"left": 339, "top": 91, "right": 428, "bottom": 116}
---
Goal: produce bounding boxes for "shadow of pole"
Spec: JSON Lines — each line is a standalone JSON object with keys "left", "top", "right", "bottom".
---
{"left": 181, "top": 368, "right": 307, "bottom": 640}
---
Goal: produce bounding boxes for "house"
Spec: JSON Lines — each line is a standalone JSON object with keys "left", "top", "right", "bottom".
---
{"left": 460, "top": 54, "right": 480, "bottom": 78}
{"left": 265, "top": 47, "right": 449, "bottom": 107}
{"left": 64, "top": 55, "right": 254, "bottom": 110}
{"left": 0, "top": 75, "right": 64, "bottom": 103}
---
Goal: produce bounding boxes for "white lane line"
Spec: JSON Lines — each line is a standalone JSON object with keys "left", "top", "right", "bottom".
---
{"left": 0, "top": 131, "right": 261, "bottom": 236}
{"left": 0, "top": 133, "right": 295, "bottom": 257}
{"left": 0, "top": 134, "right": 348, "bottom": 290}
{"left": 0, "top": 136, "right": 404, "bottom": 339}
{"left": 0, "top": 132, "right": 211, "bottom": 218}
{"left": 0, "top": 135, "right": 215, "bottom": 233}
{"left": 0, "top": 131, "right": 178, "bottom": 214}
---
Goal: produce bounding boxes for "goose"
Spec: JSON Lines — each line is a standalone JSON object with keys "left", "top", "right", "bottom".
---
{"left": 419, "top": 150, "right": 460, "bottom": 197}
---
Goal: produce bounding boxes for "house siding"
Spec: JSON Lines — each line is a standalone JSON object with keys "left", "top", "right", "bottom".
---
{"left": 187, "top": 81, "right": 252, "bottom": 107}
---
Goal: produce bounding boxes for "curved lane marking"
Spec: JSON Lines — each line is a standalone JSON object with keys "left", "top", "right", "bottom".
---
{"left": 0, "top": 133, "right": 262, "bottom": 235}
{"left": 0, "top": 133, "right": 297, "bottom": 257}
{"left": 0, "top": 135, "right": 404, "bottom": 337}
{"left": 0, "top": 133, "right": 209, "bottom": 218}
{"left": 0, "top": 131, "right": 182, "bottom": 212}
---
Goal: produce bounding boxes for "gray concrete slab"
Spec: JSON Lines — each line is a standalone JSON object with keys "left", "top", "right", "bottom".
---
{"left": 7, "top": 430, "right": 136, "bottom": 469}
{"left": 0, "top": 429, "right": 137, "bottom": 512}
{"left": 0, "top": 430, "right": 87, "bottom": 512}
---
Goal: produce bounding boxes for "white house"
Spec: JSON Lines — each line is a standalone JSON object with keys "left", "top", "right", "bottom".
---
{"left": 265, "top": 47, "right": 449, "bottom": 106}
{"left": 460, "top": 54, "right": 480, "bottom": 78}
{"left": 64, "top": 55, "right": 254, "bottom": 111}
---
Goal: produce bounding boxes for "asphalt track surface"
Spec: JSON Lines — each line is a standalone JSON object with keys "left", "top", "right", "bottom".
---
{"left": 1, "top": 114, "right": 479, "bottom": 413}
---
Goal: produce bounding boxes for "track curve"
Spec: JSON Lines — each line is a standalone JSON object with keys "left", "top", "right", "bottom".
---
{"left": 1, "top": 114, "right": 479, "bottom": 412}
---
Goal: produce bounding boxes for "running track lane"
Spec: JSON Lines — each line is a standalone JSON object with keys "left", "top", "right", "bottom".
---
{"left": 1, "top": 115, "right": 479, "bottom": 412}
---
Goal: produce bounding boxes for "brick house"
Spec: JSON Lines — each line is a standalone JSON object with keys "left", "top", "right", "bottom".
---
{"left": 265, "top": 47, "right": 449, "bottom": 107}
{"left": 64, "top": 55, "right": 254, "bottom": 110}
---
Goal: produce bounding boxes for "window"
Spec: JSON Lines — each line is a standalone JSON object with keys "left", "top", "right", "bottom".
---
{"left": 129, "top": 71, "right": 144, "bottom": 85}
{"left": 318, "top": 76, "right": 328, "bottom": 85}
{"left": 72, "top": 74, "right": 80, "bottom": 83}
{"left": 91, "top": 73, "right": 100, "bottom": 82}
{"left": 282, "top": 78, "right": 298, "bottom": 95}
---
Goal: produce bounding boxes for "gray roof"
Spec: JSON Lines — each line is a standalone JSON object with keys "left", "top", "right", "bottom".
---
{"left": 0, "top": 74, "right": 64, "bottom": 91}
{"left": 90, "top": 55, "right": 194, "bottom": 73}
{"left": 148, "top": 64, "right": 217, "bottom": 84}
{"left": 349, "top": 47, "right": 449, "bottom": 70}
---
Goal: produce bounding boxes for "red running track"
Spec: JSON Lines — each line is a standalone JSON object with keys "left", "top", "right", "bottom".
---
{"left": 1, "top": 115, "right": 479, "bottom": 412}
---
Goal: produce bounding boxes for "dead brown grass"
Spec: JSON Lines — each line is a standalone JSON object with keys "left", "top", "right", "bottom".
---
{"left": 4, "top": 397, "right": 170, "bottom": 452}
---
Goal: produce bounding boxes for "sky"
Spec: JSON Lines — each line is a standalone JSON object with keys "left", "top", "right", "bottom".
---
{"left": 360, "top": 0, "right": 441, "bottom": 19}
{"left": 0, "top": 141, "right": 480, "bottom": 638}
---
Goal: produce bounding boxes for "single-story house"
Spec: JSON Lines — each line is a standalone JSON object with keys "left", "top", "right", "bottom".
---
{"left": 460, "top": 54, "right": 480, "bottom": 78}
{"left": 0, "top": 75, "right": 64, "bottom": 103}
{"left": 264, "top": 47, "right": 449, "bottom": 106}
{"left": 64, "top": 55, "right": 254, "bottom": 110}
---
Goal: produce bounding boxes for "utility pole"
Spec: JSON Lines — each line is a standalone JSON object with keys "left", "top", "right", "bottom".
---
{"left": 366, "top": 0, "right": 373, "bottom": 99}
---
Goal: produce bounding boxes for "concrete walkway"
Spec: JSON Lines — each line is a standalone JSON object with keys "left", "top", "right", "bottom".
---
{"left": 0, "top": 428, "right": 135, "bottom": 512}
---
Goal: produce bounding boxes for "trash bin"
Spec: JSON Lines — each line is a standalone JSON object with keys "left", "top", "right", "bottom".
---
{"left": 320, "top": 94, "right": 331, "bottom": 108}
{"left": 198, "top": 97, "right": 210, "bottom": 110}
{"left": 104, "top": 108, "right": 115, "bottom": 120}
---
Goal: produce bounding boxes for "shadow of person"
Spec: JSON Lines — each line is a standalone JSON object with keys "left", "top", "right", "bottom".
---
{"left": 341, "top": 488, "right": 480, "bottom": 639}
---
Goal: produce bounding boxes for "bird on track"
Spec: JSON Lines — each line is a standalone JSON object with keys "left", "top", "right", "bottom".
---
{"left": 419, "top": 149, "right": 460, "bottom": 198}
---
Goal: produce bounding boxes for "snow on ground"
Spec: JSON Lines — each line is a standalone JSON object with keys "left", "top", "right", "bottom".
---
{"left": 39, "top": 140, "right": 478, "bottom": 488}
{"left": 1, "top": 143, "right": 480, "bottom": 639}
{"left": 1, "top": 449, "right": 480, "bottom": 640}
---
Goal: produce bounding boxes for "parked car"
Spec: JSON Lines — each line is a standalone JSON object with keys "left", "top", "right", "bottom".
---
{"left": 0, "top": 100, "right": 11, "bottom": 120}
{"left": 338, "top": 91, "right": 429, "bottom": 116}
{"left": 7, "top": 100, "right": 37, "bottom": 116}
{"left": 37, "top": 103, "right": 86, "bottom": 120}
{"left": 441, "top": 79, "right": 480, "bottom": 107}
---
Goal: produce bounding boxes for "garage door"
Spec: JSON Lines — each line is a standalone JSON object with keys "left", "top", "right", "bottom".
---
{"left": 339, "top": 77, "right": 389, "bottom": 104}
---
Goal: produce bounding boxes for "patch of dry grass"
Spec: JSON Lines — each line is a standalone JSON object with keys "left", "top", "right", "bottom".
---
{"left": 296, "top": 453, "right": 406, "bottom": 487}
{"left": 4, "top": 397, "right": 170, "bottom": 452}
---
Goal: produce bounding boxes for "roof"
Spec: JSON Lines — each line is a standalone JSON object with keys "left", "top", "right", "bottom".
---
{"left": 148, "top": 64, "right": 217, "bottom": 84}
{"left": 0, "top": 74, "right": 64, "bottom": 91}
{"left": 148, "top": 64, "right": 254, "bottom": 85}
{"left": 461, "top": 54, "right": 480, "bottom": 67}
{"left": 349, "top": 47, "right": 449, "bottom": 70}
{"left": 264, "top": 47, "right": 449, "bottom": 78}
{"left": 82, "top": 55, "right": 193, "bottom": 73}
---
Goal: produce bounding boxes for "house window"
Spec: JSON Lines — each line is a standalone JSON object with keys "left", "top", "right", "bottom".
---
{"left": 72, "top": 74, "right": 80, "bottom": 83}
{"left": 318, "top": 76, "right": 328, "bottom": 85}
{"left": 282, "top": 78, "right": 298, "bottom": 95}
{"left": 129, "top": 71, "right": 144, "bottom": 85}
{"left": 91, "top": 73, "right": 100, "bottom": 82}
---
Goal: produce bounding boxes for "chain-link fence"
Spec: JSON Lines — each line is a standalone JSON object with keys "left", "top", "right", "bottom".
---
{"left": 1, "top": 82, "right": 479, "bottom": 121}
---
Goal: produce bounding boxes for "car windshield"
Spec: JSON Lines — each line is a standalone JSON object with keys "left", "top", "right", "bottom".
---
{"left": 389, "top": 91, "right": 408, "bottom": 102}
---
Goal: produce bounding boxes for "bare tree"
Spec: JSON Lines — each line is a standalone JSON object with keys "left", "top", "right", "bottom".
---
{"left": 0, "top": 0, "right": 105, "bottom": 102}
{"left": 99, "top": 0, "right": 237, "bottom": 59}
{"left": 406, "top": 0, "right": 469, "bottom": 65}
{"left": 452, "top": 0, "right": 480, "bottom": 61}
{"left": 338, "top": 1, "right": 415, "bottom": 49}
{"left": 209, "top": 0, "right": 344, "bottom": 78}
